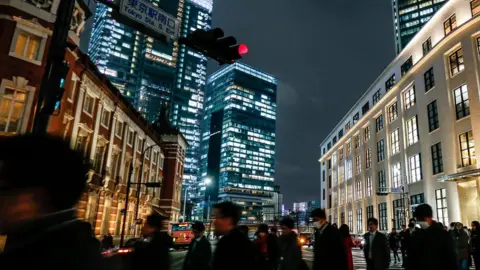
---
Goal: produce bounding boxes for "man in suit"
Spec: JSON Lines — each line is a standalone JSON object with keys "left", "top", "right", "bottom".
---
{"left": 363, "top": 218, "right": 390, "bottom": 270}
{"left": 183, "top": 221, "right": 211, "bottom": 270}
{"left": 311, "top": 208, "right": 348, "bottom": 270}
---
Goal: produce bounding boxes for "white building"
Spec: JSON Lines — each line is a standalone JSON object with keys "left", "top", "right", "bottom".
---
{"left": 319, "top": 0, "right": 480, "bottom": 234}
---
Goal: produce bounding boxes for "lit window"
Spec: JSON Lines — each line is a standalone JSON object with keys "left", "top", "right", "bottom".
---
{"left": 401, "top": 57, "right": 413, "bottom": 76}
{"left": 357, "top": 208, "right": 363, "bottom": 233}
{"left": 379, "top": 202, "right": 388, "bottom": 230}
{"left": 449, "top": 48, "right": 465, "bottom": 76}
{"left": 435, "top": 189, "right": 449, "bottom": 226}
{"left": 459, "top": 131, "right": 476, "bottom": 167}
{"left": 376, "top": 115, "right": 384, "bottom": 132}
{"left": 404, "top": 87, "right": 416, "bottom": 110}
{"left": 10, "top": 28, "right": 45, "bottom": 64}
{"left": 355, "top": 155, "right": 361, "bottom": 175}
{"left": 0, "top": 87, "right": 28, "bottom": 135}
{"left": 391, "top": 163, "right": 401, "bottom": 188}
{"left": 377, "top": 139, "right": 385, "bottom": 162}
{"left": 348, "top": 210, "right": 353, "bottom": 230}
{"left": 100, "top": 108, "right": 110, "bottom": 127}
{"left": 385, "top": 74, "right": 396, "bottom": 91}
{"left": 472, "top": 0, "right": 480, "bottom": 16}
{"left": 356, "top": 179, "right": 363, "bottom": 200}
{"left": 444, "top": 14, "right": 457, "bottom": 35}
{"left": 127, "top": 130, "right": 135, "bottom": 146}
{"left": 378, "top": 169, "right": 387, "bottom": 194}
{"left": 354, "top": 135, "right": 360, "bottom": 149}
{"left": 115, "top": 120, "right": 124, "bottom": 137}
{"left": 388, "top": 102, "right": 398, "bottom": 123}
{"left": 83, "top": 95, "right": 94, "bottom": 115}
{"left": 366, "top": 176, "right": 372, "bottom": 197}
{"left": 406, "top": 116, "right": 419, "bottom": 146}
{"left": 409, "top": 154, "right": 423, "bottom": 183}
{"left": 364, "top": 125, "right": 371, "bottom": 142}
{"left": 391, "top": 129, "right": 400, "bottom": 155}
{"left": 453, "top": 84, "right": 470, "bottom": 120}
{"left": 365, "top": 148, "right": 372, "bottom": 169}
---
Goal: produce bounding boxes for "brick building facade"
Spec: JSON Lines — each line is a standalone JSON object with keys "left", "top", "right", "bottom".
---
{"left": 0, "top": 0, "right": 187, "bottom": 236}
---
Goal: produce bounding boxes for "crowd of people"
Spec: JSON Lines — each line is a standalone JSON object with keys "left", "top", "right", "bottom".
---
{"left": 1, "top": 134, "right": 480, "bottom": 270}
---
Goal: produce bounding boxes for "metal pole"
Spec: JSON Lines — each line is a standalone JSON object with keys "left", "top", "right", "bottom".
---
{"left": 120, "top": 163, "right": 134, "bottom": 247}
{"left": 32, "top": 0, "right": 76, "bottom": 134}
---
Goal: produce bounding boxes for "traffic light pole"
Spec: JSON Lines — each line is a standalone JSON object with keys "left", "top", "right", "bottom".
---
{"left": 32, "top": 0, "right": 76, "bottom": 135}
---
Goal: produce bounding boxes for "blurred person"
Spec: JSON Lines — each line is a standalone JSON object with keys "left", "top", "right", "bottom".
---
{"left": 389, "top": 228, "right": 401, "bottom": 265}
{"left": 238, "top": 225, "right": 249, "bottom": 239}
{"left": 278, "top": 217, "right": 302, "bottom": 270}
{"left": 267, "top": 227, "right": 279, "bottom": 270}
{"left": 101, "top": 233, "right": 114, "bottom": 250}
{"left": 253, "top": 224, "right": 269, "bottom": 269}
{"left": 363, "top": 218, "right": 389, "bottom": 270}
{"left": 311, "top": 209, "right": 347, "bottom": 270}
{"left": 471, "top": 221, "right": 480, "bottom": 270}
{"left": 406, "top": 204, "right": 457, "bottom": 270}
{"left": 182, "top": 222, "right": 211, "bottom": 270}
{"left": 339, "top": 224, "right": 354, "bottom": 270}
{"left": 453, "top": 222, "right": 470, "bottom": 270}
{"left": 0, "top": 134, "right": 109, "bottom": 270}
{"left": 212, "top": 202, "right": 255, "bottom": 270}
{"left": 131, "top": 213, "right": 173, "bottom": 270}
{"left": 399, "top": 224, "right": 410, "bottom": 267}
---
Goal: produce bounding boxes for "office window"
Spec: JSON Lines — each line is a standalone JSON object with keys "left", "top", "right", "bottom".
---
{"left": 409, "top": 154, "right": 423, "bottom": 183}
{"left": 115, "top": 120, "right": 123, "bottom": 137}
{"left": 366, "top": 176, "right": 372, "bottom": 197}
{"left": 444, "top": 14, "right": 457, "bottom": 35}
{"left": 404, "top": 87, "right": 416, "bottom": 110}
{"left": 431, "top": 142, "right": 444, "bottom": 174}
{"left": 365, "top": 148, "right": 372, "bottom": 169}
{"left": 366, "top": 205, "right": 374, "bottom": 219}
{"left": 353, "top": 113, "right": 359, "bottom": 125}
{"left": 355, "top": 155, "right": 361, "bottom": 175}
{"left": 427, "top": 100, "right": 439, "bottom": 132}
{"left": 346, "top": 160, "right": 353, "bottom": 180}
{"left": 348, "top": 210, "right": 353, "bottom": 232}
{"left": 354, "top": 135, "right": 360, "bottom": 149}
{"left": 472, "top": 0, "right": 480, "bottom": 16}
{"left": 401, "top": 56, "right": 413, "bottom": 76}
{"left": 10, "top": 29, "right": 45, "bottom": 63}
{"left": 377, "top": 139, "right": 385, "bottom": 162}
{"left": 460, "top": 131, "right": 476, "bottom": 167}
{"left": 406, "top": 116, "right": 419, "bottom": 146}
{"left": 423, "top": 37, "right": 432, "bottom": 55}
{"left": 100, "top": 108, "right": 110, "bottom": 127}
{"left": 0, "top": 87, "right": 29, "bottom": 135}
{"left": 379, "top": 203, "right": 388, "bottom": 231}
{"left": 83, "top": 95, "right": 94, "bottom": 115}
{"left": 424, "top": 67, "right": 435, "bottom": 91}
{"left": 436, "top": 189, "right": 449, "bottom": 226}
{"left": 385, "top": 74, "right": 396, "bottom": 91}
{"left": 378, "top": 170, "right": 387, "bottom": 193}
{"left": 391, "top": 163, "right": 401, "bottom": 188}
{"left": 356, "top": 179, "right": 363, "bottom": 200}
{"left": 362, "top": 102, "right": 370, "bottom": 115}
{"left": 346, "top": 141, "right": 352, "bottom": 156}
{"left": 345, "top": 122, "right": 351, "bottom": 132}
{"left": 391, "top": 129, "right": 400, "bottom": 155}
{"left": 347, "top": 184, "right": 353, "bottom": 202}
{"left": 388, "top": 102, "right": 398, "bottom": 123}
{"left": 364, "top": 125, "right": 371, "bottom": 142}
{"left": 393, "top": 199, "right": 405, "bottom": 230}
{"left": 454, "top": 84, "right": 470, "bottom": 120}
{"left": 376, "top": 115, "right": 384, "bottom": 132}
{"left": 373, "top": 89, "right": 381, "bottom": 105}
{"left": 410, "top": 193, "right": 425, "bottom": 206}
{"left": 357, "top": 208, "right": 363, "bottom": 233}
{"left": 449, "top": 48, "right": 465, "bottom": 76}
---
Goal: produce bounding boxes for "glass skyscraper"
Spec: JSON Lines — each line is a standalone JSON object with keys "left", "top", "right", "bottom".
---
{"left": 197, "top": 63, "right": 277, "bottom": 222}
{"left": 392, "top": 0, "right": 448, "bottom": 54}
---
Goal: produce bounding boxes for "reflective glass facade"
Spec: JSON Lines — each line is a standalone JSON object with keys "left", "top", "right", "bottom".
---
{"left": 393, "top": 0, "right": 448, "bottom": 54}
{"left": 197, "top": 63, "right": 277, "bottom": 222}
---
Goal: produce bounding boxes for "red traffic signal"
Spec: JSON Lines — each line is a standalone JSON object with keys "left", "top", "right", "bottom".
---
{"left": 238, "top": 44, "right": 248, "bottom": 55}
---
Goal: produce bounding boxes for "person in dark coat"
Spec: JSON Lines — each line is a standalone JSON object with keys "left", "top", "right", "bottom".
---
{"left": 471, "top": 221, "right": 480, "bottom": 270}
{"left": 363, "top": 218, "right": 389, "bottom": 270}
{"left": 407, "top": 204, "right": 458, "bottom": 270}
{"left": 311, "top": 208, "right": 348, "bottom": 270}
{"left": 131, "top": 213, "right": 173, "bottom": 270}
{"left": 212, "top": 202, "right": 255, "bottom": 270}
{"left": 399, "top": 224, "right": 410, "bottom": 267}
{"left": 389, "top": 228, "right": 401, "bottom": 265}
{"left": 0, "top": 135, "right": 111, "bottom": 270}
{"left": 278, "top": 217, "right": 303, "bottom": 270}
{"left": 267, "top": 227, "right": 280, "bottom": 270}
{"left": 253, "top": 224, "right": 269, "bottom": 270}
{"left": 183, "top": 222, "right": 211, "bottom": 270}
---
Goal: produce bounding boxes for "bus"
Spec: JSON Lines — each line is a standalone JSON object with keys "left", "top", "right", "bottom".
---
{"left": 170, "top": 222, "right": 193, "bottom": 249}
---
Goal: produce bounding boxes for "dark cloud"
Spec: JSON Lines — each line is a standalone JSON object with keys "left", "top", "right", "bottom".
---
{"left": 210, "top": 0, "right": 395, "bottom": 207}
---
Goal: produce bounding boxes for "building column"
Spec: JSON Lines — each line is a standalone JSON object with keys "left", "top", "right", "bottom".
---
{"left": 105, "top": 115, "right": 117, "bottom": 175}
{"left": 70, "top": 82, "right": 86, "bottom": 149}
{"left": 89, "top": 102, "right": 103, "bottom": 162}
{"left": 119, "top": 122, "right": 128, "bottom": 184}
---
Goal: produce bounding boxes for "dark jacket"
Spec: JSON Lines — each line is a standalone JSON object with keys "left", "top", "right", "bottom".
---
{"left": 0, "top": 211, "right": 109, "bottom": 270}
{"left": 212, "top": 228, "right": 256, "bottom": 270}
{"left": 313, "top": 224, "right": 348, "bottom": 270}
{"left": 453, "top": 229, "right": 470, "bottom": 260}
{"left": 406, "top": 222, "right": 458, "bottom": 270}
{"left": 388, "top": 232, "right": 399, "bottom": 249}
{"left": 399, "top": 229, "right": 410, "bottom": 250}
{"left": 363, "top": 231, "right": 390, "bottom": 270}
{"left": 183, "top": 236, "right": 212, "bottom": 270}
{"left": 131, "top": 231, "right": 173, "bottom": 270}
{"left": 267, "top": 233, "right": 279, "bottom": 263}
{"left": 471, "top": 230, "right": 480, "bottom": 255}
{"left": 278, "top": 232, "right": 302, "bottom": 270}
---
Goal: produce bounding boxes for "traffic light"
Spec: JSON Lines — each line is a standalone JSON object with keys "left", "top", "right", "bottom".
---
{"left": 42, "top": 61, "right": 69, "bottom": 115}
{"left": 179, "top": 28, "right": 248, "bottom": 65}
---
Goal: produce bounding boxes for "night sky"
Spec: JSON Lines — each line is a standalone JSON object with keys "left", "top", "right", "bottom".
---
{"left": 209, "top": 0, "right": 396, "bottom": 208}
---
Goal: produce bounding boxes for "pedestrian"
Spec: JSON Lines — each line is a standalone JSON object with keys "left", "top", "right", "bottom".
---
{"left": 399, "top": 224, "right": 410, "bottom": 267}
{"left": 311, "top": 208, "right": 348, "bottom": 270}
{"left": 363, "top": 218, "right": 389, "bottom": 270}
{"left": 278, "top": 217, "right": 303, "bottom": 270}
{"left": 339, "top": 224, "right": 354, "bottom": 270}
{"left": 182, "top": 221, "right": 212, "bottom": 270}
{"left": 454, "top": 222, "right": 470, "bottom": 270}
{"left": 266, "top": 227, "right": 280, "bottom": 270}
{"left": 0, "top": 135, "right": 111, "bottom": 270}
{"left": 471, "top": 221, "right": 480, "bottom": 270}
{"left": 211, "top": 202, "right": 255, "bottom": 270}
{"left": 253, "top": 224, "right": 269, "bottom": 270}
{"left": 239, "top": 225, "right": 250, "bottom": 239}
{"left": 131, "top": 213, "right": 173, "bottom": 270}
{"left": 389, "top": 228, "right": 401, "bottom": 265}
{"left": 406, "top": 204, "right": 457, "bottom": 270}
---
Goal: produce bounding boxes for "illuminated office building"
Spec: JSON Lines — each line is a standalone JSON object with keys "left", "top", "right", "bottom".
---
{"left": 197, "top": 63, "right": 278, "bottom": 222}
{"left": 392, "top": 0, "right": 448, "bottom": 54}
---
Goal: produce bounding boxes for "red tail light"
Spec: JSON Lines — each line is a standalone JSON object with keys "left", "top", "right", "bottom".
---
{"left": 118, "top": 248, "right": 133, "bottom": 254}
